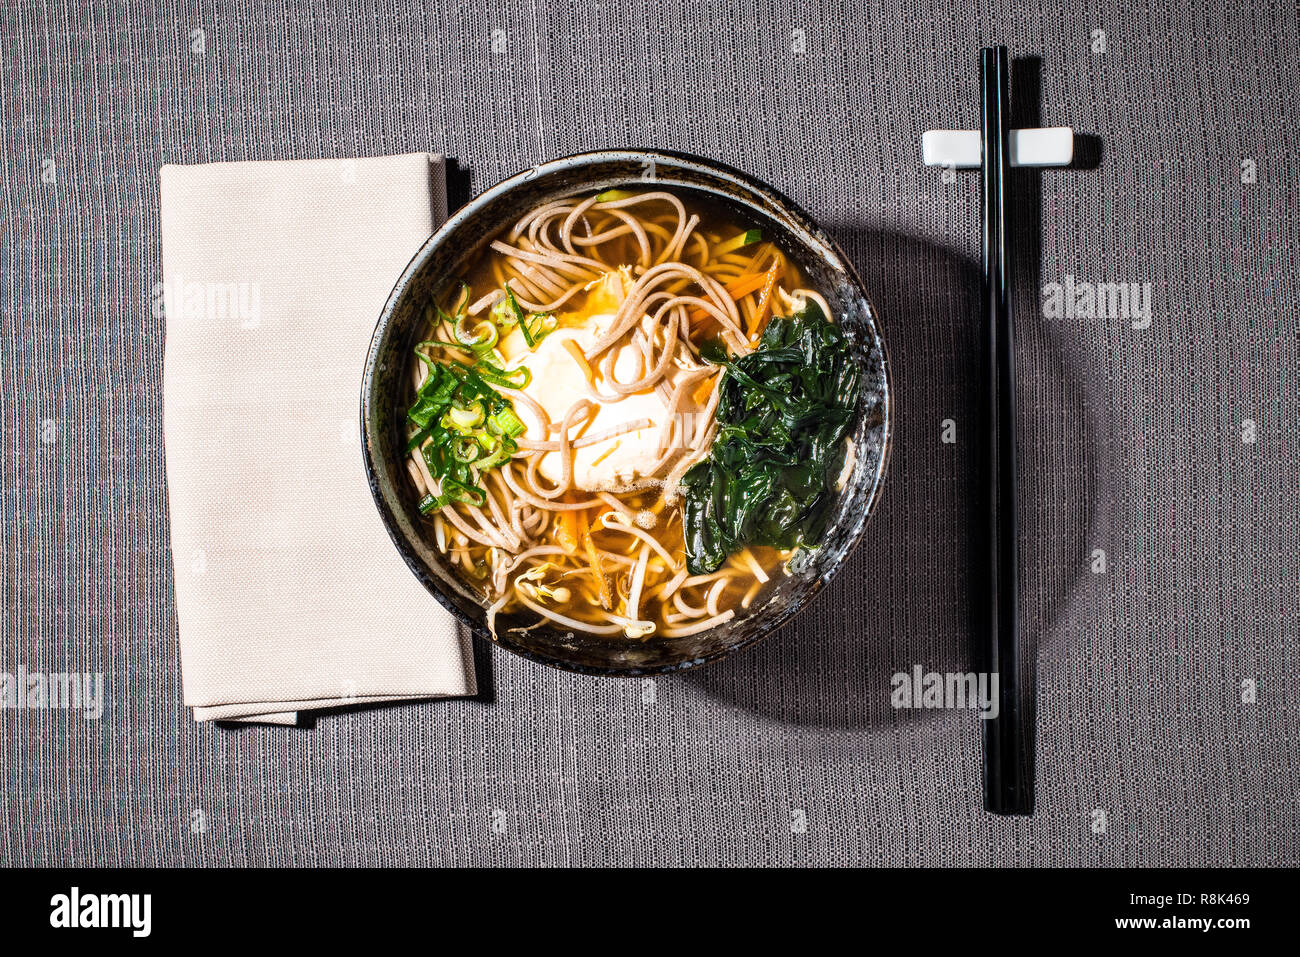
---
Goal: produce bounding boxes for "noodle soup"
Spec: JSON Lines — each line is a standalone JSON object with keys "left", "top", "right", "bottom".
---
{"left": 402, "top": 188, "right": 861, "bottom": 640}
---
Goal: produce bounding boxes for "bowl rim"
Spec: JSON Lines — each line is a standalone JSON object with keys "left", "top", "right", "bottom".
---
{"left": 360, "top": 148, "right": 894, "bottom": 676}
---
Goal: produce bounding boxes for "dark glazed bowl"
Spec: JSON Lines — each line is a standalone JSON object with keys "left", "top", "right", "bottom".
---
{"left": 361, "top": 150, "right": 891, "bottom": 675}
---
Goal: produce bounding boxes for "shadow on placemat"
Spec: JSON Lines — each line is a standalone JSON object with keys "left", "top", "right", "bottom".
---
{"left": 445, "top": 157, "right": 474, "bottom": 217}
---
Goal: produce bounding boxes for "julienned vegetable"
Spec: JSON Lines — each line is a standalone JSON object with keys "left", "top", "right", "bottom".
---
{"left": 680, "top": 302, "right": 861, "bottom": 575}
{"left": 407, "top": 341, "right": 527, "bottom": 515}
{"left": 712, "top": 228, "right": 762, "bottom": 256}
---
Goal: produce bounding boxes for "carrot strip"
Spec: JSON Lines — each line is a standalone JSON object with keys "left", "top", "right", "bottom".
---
{"left": 739, "top": 242, "right": 775, "bottom": 274}
{"left": 689, "top": 251, "right": 785, "bottom": 339}
{"left": 747, "top": 262, "right": 782, "bottom": 340}
{"left": 589, "top": 439, "right": 621, "bottom": 468}
{"left": 691, "top": 371, "right": 719, "bottom": 406}
{"left": 563, "top": 339, "right": 594, "bottom": 384}
{"left": 721, "top": 270, "right": 771, "bottom": 301}
{"left": 556, "top": 498, "right": 582, "bottom": 554}
{"left": 563, "top": 501, "right": 611, "bottom": 609}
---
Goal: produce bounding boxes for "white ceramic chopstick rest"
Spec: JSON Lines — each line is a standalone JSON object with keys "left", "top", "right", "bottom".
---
{"left": 922, "top": 127, "right": 1074, "bottom": 168}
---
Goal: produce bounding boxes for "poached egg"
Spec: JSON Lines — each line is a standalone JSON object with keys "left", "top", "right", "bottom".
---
{"left": 500, "top": 272, "right": 686, "bottom": 490}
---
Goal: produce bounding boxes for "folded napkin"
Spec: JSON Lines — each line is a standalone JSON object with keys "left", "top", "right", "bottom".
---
{"left": 160, "top": 153, "right": 476, "bottom": 724}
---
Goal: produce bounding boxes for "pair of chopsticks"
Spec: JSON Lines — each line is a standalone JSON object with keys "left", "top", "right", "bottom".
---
{"left": 978, "top": 45, "right": 1030, "bottom": 815}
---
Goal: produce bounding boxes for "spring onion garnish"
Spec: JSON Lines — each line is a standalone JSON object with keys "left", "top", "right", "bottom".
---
{"left": 408, "top": 279, "right": 550, "bottom": 515}
{"left": 453, "top": 310, "right": 498, "bottom": 351}
{"left": 453, "top": 358, "right": 530, "bottom": 391}
{"left": 503, "top": 285, "right": 547, "bottom": 350}
{"left": 443, "top": 402, "right": 486, "bottom": 432}
{"left": 485, "top": 285, "right": 556, "bottom": 353}
{"left": 490, "top": 406, "right": 526, "bottom": 437}
{"left": 419, "top": 285, "right": 498, "bottom": 356}
{"left": 506, "top": 286, "right": 533, "bottom": 346}
{"left": 407, "top": 347, "right": 525, "bottom": 515}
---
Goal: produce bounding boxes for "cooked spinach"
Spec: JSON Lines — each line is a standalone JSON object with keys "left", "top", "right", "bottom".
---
{"left": 680, "top": 302, "right": 861, "bottom": 574}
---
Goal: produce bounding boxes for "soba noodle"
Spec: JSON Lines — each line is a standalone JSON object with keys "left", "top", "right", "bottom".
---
{"left": 406, "top": 188, "right": 844, "bottom": 640}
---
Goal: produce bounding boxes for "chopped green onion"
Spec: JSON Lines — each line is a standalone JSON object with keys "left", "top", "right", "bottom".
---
{"left": 490, "top": 294, "right": 518, "bottom": 327}
{"left": 415, "top": 338, "right": 475, "bottom": 354}
{"left": 525, "top": 311, "right": 556, "bottom": 345}
{"left": 477, "top": 435, "right": 511, "bottom": 469}
{"left": 443, "top": 402, "right": 485, "bottom": 432}
{"left": 454, "top": 313, "right": 498, "bottom": 351}
{"left": 505, "top": 286, "right": 534, "bottom": 348}
{"left": 470, "top": 360, "right": 531, "bottom": 390}
{"left": 441, "top": 479, "right": 486, "bottom": 507}
{"left": 408, "top": 389, "right": 445, "bottom": 428}
{"left": 405, "top": 424, "right": 434, "bottom": 453}
{"left": 451, "top": 436, "right": 481, "bottom": 463}
{"left": 492, "top": 406, "right": 526, "bottom": 438}
{"left": 407, "top": 285, "right": 537, "bottom": 520}
{"left": 450, "top": 282, "right": 470, "bottom": 316}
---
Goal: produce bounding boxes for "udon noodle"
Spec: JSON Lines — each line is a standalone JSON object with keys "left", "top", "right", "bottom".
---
{"left": 404, "top": 188, "right": 846, "bottom": 640}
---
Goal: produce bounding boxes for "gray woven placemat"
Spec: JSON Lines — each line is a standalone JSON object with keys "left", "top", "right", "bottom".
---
{"left": 2, "top": 0, "right": 1297, "bottom": 866}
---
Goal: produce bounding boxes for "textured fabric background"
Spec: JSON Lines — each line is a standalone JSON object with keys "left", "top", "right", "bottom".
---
{"left": 2, "top": 0, "right": 1297, "bottom": 866}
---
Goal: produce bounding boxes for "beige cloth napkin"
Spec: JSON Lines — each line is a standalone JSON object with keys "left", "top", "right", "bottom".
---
{"left": 160, "top": 153, "right": 476, "bottom": 724}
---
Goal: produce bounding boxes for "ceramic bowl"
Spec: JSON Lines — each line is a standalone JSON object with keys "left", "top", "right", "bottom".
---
{"left": 361, "top": 149, "right": 891, "bottom": 675}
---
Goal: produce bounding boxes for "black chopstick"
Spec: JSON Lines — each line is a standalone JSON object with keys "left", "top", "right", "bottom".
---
{"left": 979, "top": 45, "right": 1031, "bottom": 815}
